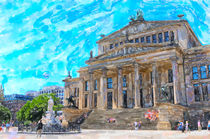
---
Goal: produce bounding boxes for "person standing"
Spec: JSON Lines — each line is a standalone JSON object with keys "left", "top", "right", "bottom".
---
{"left": 185, "top": 121, "right": 189, "bottom": 131}
{"left": 198, "top": 120, "right": 201, "bottom": 131}
{"left": 36, "top": 120, "right": 43, "bottom": 138}
{"left": 207, "top": 120, "right": 210, "bottom": 130}
{"left": 134, "top": 121, "right": 138, "bottom": 130}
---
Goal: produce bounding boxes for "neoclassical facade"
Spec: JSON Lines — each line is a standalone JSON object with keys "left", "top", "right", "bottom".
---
{"left": 63, "top": 18, "right": 210, "bottom": 110}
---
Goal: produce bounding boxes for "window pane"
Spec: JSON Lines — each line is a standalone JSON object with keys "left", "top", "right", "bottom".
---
{"left": 135, "top": 38, "right": 139, "bottom": 43}
{"left": 171, "top": 31, "right": 174, "bottom": 42}
{"left": 110, "top": 44, "right": 113, "bottom": 49}
{"left": 141, "top": 37, "right": 144, "bottom": 43}
{"left": 123, "top": 76, "right": 127, "bottom": 87}
{"left": 85, "top": 81, "right": 88, "bottom": 91}
{"left": 107, "top": 78, "right": 113, "bottom": 89}
{"left": 120, "top": 42, "right": 123, "bottom": 45}
{"left": 192, "top": 67, "right": 199, "bottom": 80}
{"left": 168, "top": 69, "right": 173, "bottom": 83}
{"left": 130, "top": 39, "right": 134, "bottom": 43}
{"left": 208, "top": 65, "right": 210, "bottom": 77}
{"left": 164, "top": 32, "right": 169, "bottom": 42}
{"left": 139, "top": 73, "right": 142, "bottom": 86}
{"left": 200, "top": 66, "right": 207, "bottom": 79}
{"left": 115, "top": 43, "right": 118, "bottom": 47}
{"left": 146, "top": 36, "right": 151, "bottom": 43}
{"left": 158, "top": 33, "right": 162, "bottom": 43}
{"left": 94, "top": 80, "right": 98, "bottom": 90}
{"left": 152, "top": 34, "right": 157, "bottom": 43}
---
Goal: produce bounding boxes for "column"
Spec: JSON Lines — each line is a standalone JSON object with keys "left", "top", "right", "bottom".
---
{"left": 79, "top": 79, "right": 84, "bottom": 109}
{"left": 134, "top": 63, "right": 140, "bottom": 108}
{"left": 117, "top": 66, "right": 123, "bottom": 108}
{"left": 171, "top": 56, "right": 179, "bottom": 104}
{"left": 99, "top": 68, "right": 107, "bottom": 109}
{"left": 64, "top": 83, "right": 69, "bottom": 107}
{"left": 199, "top": 84, "right": 203, "bottom": 101}
{"left": 89, "top": 72, "right": 93, "bottom": 109}
{"left": 152, "top": 63, "right": 158, "bottom": 106}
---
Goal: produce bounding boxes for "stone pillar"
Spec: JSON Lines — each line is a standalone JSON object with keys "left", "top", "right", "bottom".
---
{"left": 134, "top": 63, "right": 140, "bottom": 108}
{"left": 199, "top": 84, "right": 203, "bottom": 101}
{"left": 79, "top": 79, "right": 84, "bottom": 109}
{"left": 128, "top": 73, "right": 133, "bottom": 108}
{"left": 89, "top": 72, "right": 93, "bottom": 109}
{"left": 99, "top": 68, "right": 107, "bottom": 109}
{"left": 117, "top": 66, "right": 123, "bottom": 108}
{"left": 64, "top": 83, "right": 69, "bottom": 107}
{"left": 171, "top": 57, "right": 179, "bottom": 104}
{"left": 208, "top": 84, "right": 210, "bottom": 101}
{"left": 152, "top": 63, "right": 158, "bottom": 106}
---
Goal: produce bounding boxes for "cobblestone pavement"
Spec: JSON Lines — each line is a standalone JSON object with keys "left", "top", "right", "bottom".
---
{"left": 0, "top": 130, "right": 209, "bottom": 139}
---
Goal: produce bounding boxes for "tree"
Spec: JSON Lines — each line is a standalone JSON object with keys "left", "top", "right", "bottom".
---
{"left": 0, "top": 105, "right": 11, "bottom": 123}
{"left": 17, "top": 93, "right": 63, "bottom": 122}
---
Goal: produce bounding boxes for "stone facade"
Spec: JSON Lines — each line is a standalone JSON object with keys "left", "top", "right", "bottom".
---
{"left": 63, "top": 19, "right": 210, "bottom": 111}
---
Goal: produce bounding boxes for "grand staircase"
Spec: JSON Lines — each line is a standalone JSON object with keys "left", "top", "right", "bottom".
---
{"left": 81, "top": 108, "right": 159, "bottom": 130}
{"left": 81, "top": 103, "right": 187, "bottom": 130}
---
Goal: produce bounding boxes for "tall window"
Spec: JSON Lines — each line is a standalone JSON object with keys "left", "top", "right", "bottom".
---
{"left": 120, "top": 42, "right": 123, "bottom": 45}
{"left": 141, "top": 37, "right": 144, "bottom": 43}
{"left": 194, "top": 84, "right": 200, "bottom": 102}
{"left": 202, "top": 83, "right": 208, "bottom": 101}
{"left": 135, "top": 38, "right": 139, "bottom": 43}
{"left": 107, "top": 78, "right": 113, "bottom": 89}
{"left": 130, "top": 39, "right": 134, "bottom": 43}
{"left": 115, "top": 43, "right": 118, "bottom": 47}
{"left": 171, "top": 31, "right": 174, "bottom": 42}
{"left": 164, "top": 31, "right": 169, "bottom": 42}
{"left": 209, "top": 65, "right": 210, "bottom": 78}
{"left": 150, "top": 72, "right": 153, "bottom": 85}
{"left": 110, "top": 44, "right": 113, "bottom": 49}
{"left": 158, "top": 33, "right": 163, "bottom": 43}
{"left": 94, "top": 80, "right": 98, "bottom": 90}
{"left": 123, "top": 75, "right": 127, "bottom": 87}
{"left": 200, "top": 66, "right": 207, "bottom": 79}
{"left": 168, "top": 69, "right": 173, "bottom": 83}
{"left": 152, "top": 34, "right": 157, "bottom": 43}
{"left": 139, "top": 73, "right": 143, "bottom": 86}
{"left": 146, "top": 36, "right": 151, "bottom": 43}
{"left": 192, "top": 67, "right": 199, "bottom": 80}
{"left": 85, "top": 81, "right": 89, "bottom": 91}
{"left": 85, "top": 94, "right": 88, "bottom": 107}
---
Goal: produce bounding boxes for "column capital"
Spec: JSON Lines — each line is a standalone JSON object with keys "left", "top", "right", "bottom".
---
{"left": 170, "top": 56, "right": 178, "bottom": 62}
{"left": 133, "top": 62, "right": 140, "bottom": 67}
{"left": 117, "top": 65, "right": 122, "bottom": 70}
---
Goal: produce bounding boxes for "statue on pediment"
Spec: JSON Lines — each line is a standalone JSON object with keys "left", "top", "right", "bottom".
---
{"left": 129, "top": 9, "right": 145, "bottom": 23}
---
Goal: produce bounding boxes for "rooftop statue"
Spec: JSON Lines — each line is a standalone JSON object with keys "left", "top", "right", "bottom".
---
{"left": 129, "top": 9, "right": 145, "bottom": 23}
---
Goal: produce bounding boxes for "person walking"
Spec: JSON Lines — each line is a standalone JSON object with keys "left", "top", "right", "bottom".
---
{"left": 36, "top": 120, "right": 43, "bottom": 138}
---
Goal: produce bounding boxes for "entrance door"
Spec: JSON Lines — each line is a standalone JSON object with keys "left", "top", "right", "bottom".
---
{"left": 107, "top": 92, "right": 112, "bottom": 109}
{"left": 140, "top": 89, "right": 143, "bottom": 107}
{"left": 123, "top": 90, "right": 127, "bottom": 108}
{"left": 94, "top": 93, "right": 97, "bottom": 107}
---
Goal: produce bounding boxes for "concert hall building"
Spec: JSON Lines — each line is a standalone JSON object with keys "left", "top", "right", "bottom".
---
{"left": 63, "top": 15, "right": 210, "bottom": 111}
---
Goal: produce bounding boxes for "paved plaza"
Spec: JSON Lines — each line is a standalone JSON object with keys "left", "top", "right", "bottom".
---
{"left": 0, "top": 130, "right": 210, "bottom": 139}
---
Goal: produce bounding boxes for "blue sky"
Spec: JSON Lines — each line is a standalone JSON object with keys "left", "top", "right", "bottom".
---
{"left": 0, "top": 0, "right": 209, "bottom": 95}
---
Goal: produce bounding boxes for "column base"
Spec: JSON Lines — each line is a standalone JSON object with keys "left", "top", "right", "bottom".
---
{"left": 134, "top": 106, "right": 140, "bottom": 109}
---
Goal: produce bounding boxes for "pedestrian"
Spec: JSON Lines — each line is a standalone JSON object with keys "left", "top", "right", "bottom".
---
{"left": 185, "top": 121, "right": 189, "bottom": 131}
{"left": 5, "top": 122, "right": 10, "bottom": 132}
{"left": 207, "top": 120, "right": 210, "bottom": 130}
{"left": 198, "top": 120, "right": 202, "bottom": 131}
{"left": 36, "top": 120, "right": 43, "bottom": 138}
{"left": 138, "top": 121, "right": 142, "bottom": 129}
{"left": 134, "top": 121, "right": 138, "bottom": 130}
{"left": 182, "top": 122, "right": 185, "bottom": 133}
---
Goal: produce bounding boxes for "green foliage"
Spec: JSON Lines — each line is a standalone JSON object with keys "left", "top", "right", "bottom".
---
{"left": 0, "top": 105, "right": 11, "bottom": 123}
{"left": 17, "top": 93, "right": 63, "bottom": 122}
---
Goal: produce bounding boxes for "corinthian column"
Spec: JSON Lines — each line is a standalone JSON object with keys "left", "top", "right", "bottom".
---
{"left": 117, "top": 66, "right": 123, "bottom": 108}
{"left": 134, "top": 63, "right": 140, "bottom": 108}
{"left": 171, "top": 56, "right": 179, "bottom": 104}
{"left": 99, "top": 68, "right": 107, "bottom": 109}
{"left": 89, "top": 71, "right": 93, "bottom": 109}
{"left": 152, "top": 63, "right": 158, "bottom": 106}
